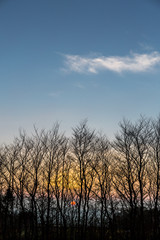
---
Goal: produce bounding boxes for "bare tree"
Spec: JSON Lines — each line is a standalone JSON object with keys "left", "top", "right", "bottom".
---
{"left": 113, "top": 117, "right": 152, "bottom": 240}
{"left": 130, "top": 117, "right": 152, "bottom": 240}
{"left": 148, "top": 116, "right": 160, "bottom": 239}
{"left": 1, "top": 117, "right": 160, "bottom": 240}
{"left": 39, "top": 124, "right": 68, "bottom": 240}
{"left": 71, "top": 120, "right": 96, "bottom": 240}
{"left": 23, "top": 128, "right": 45, "bottom": 240}
{"left": 113, "top": 119, "right": 138, "bottom": 240}
{"left": 92, "top": 134, "right": 113, "bottom": 240}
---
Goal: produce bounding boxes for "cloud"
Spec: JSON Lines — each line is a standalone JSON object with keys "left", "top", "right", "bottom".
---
{"left": 74, "top": 82, "right": 85, "bottom": 89}
{"left": 64, "top": 51, "right": 160, "bottom": 74}
{"left": 49, "top": 91, "right": 62, "bottom": 97}
{"left": 138, "top": 43, "right": 154, "bottom": 51}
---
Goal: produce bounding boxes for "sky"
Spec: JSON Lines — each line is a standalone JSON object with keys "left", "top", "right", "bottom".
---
{"left": 1, "top": 0, "right": 160, "bottom": 143}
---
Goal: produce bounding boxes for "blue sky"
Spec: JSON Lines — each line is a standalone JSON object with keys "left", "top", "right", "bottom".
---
{"left": 1, "top": 0, "right": 160, "bottom": 143}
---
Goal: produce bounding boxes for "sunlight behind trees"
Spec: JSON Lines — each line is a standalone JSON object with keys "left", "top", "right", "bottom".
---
{"left": 0, "top": 117, "right": 160, "bottom": 240}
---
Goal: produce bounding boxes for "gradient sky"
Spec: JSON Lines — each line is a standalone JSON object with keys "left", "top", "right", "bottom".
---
{"left": 1, "top": 0, "right": 160, "bottom": 143}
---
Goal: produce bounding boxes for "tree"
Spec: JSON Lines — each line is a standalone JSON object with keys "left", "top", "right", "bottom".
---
{"left": 148, "top": 116, "right": 160, "bottom": 239}
{"left": 92, "top": 134, "right": 113, "bottom": 240}
{"left": 71, "top": 120, "right": 96, "bottom": 240}
{"left": 113, "top": 119, "right": 138, "bottom": 240}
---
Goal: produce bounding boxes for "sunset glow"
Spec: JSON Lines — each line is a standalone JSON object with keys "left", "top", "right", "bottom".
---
{"left": 70, "top": 201, "right": 76, "bottom": 206}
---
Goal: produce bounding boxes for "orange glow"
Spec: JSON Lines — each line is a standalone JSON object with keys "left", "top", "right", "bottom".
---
{"left": 71, "top": 201, "right": 76, "bottom": 206}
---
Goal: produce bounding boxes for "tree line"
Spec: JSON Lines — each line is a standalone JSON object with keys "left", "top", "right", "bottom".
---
{"left": 0, "top": 116, "right": 160, "bottom": 240}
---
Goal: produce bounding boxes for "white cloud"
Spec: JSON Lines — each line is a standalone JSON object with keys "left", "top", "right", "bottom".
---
{"left": 64, "top": 51, "right": 160, "bottom": 74}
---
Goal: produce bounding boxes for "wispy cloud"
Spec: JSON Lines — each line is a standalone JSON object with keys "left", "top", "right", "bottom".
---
{"left": 64, "top": 51, "right": 160, "bottom": 74}
{"left": 74, "top": 82, "right": 85, "bottom": 89}
{"left": 49, "top": 91, "right": 62, "bottom": 97}
{"left": 138, "top": 43, "right": 154, "bottom": 51}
